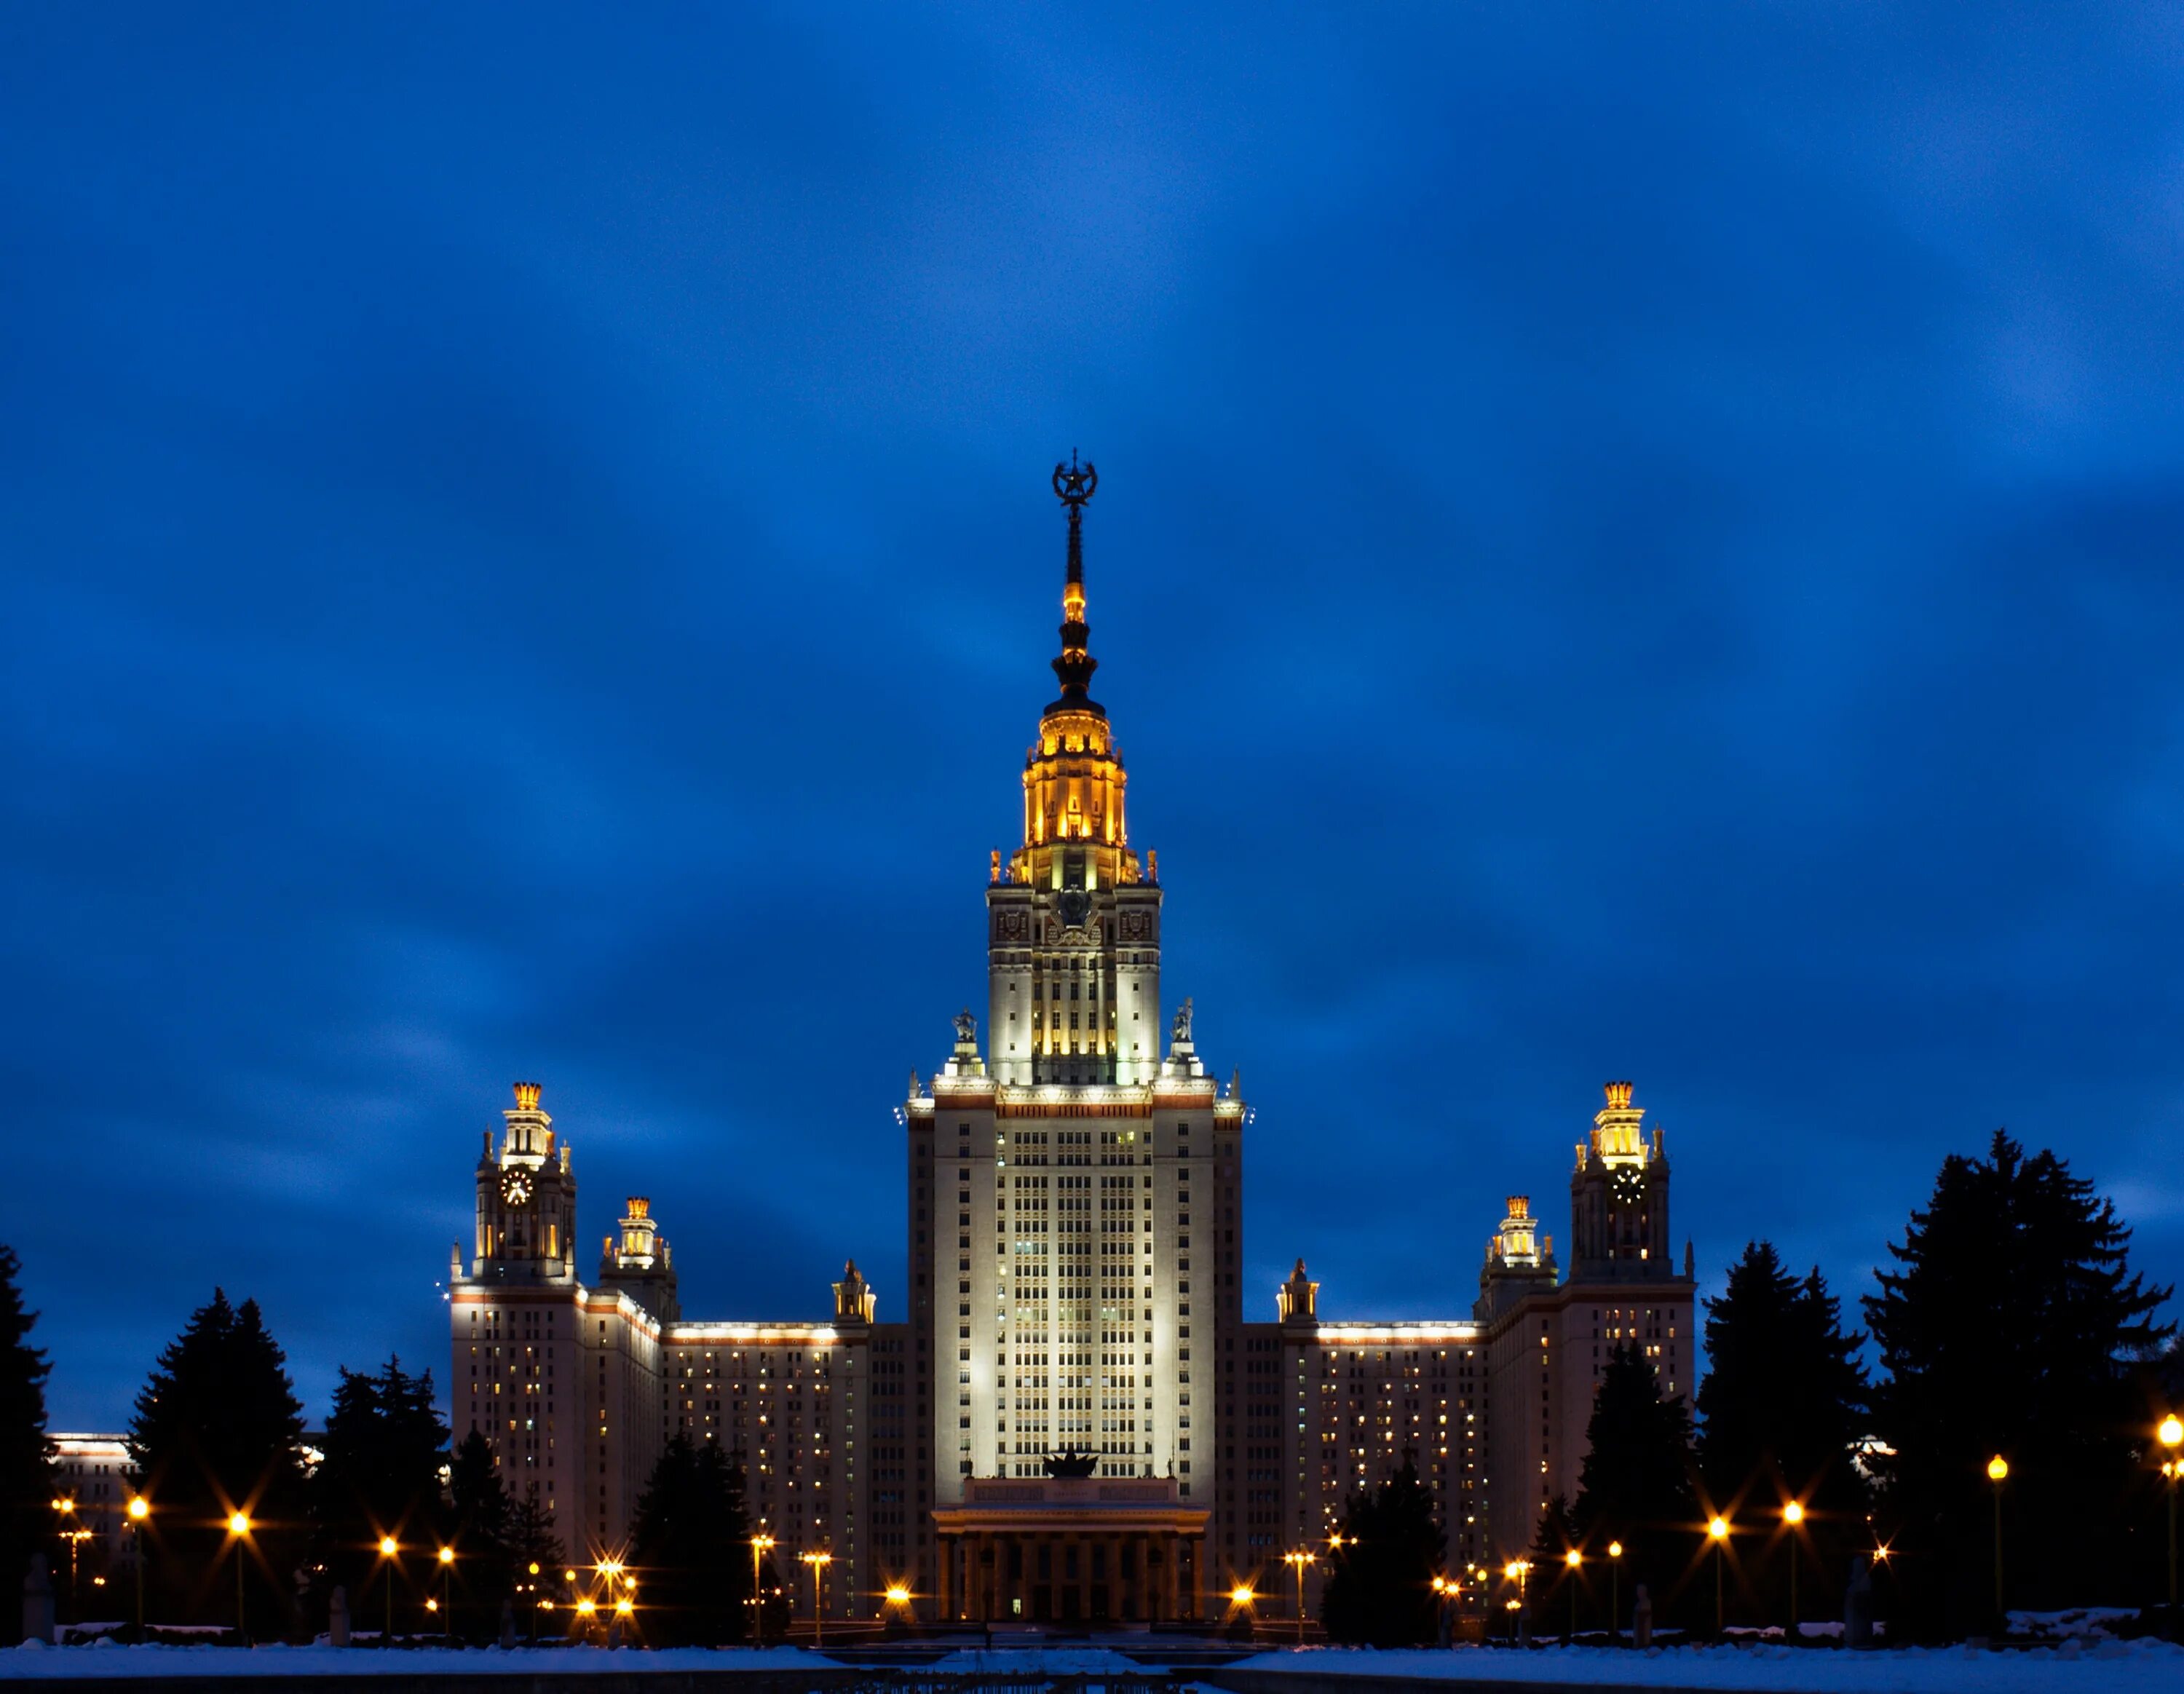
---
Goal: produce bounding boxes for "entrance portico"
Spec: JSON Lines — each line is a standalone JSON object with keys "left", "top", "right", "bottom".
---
{"left": 931, "top": 1475, "right": 1208, "bottom": 1623}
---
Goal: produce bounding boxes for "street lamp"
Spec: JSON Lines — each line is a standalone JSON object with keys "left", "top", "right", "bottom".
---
{"left": 1503, "top": 1559, "right": 1530, "bottom": 1642}
{"left": 1986, "top": 1455, "right": 2009, "bottom": 1622}
{"left": 226, "top": 1512, "right": 252, "bottom": 1645}
{"left": 1282, "top": 1551, "right": 1314, "bottom": 1645}
{"left": 749, "top": 1534, "right": 775, "bottom": 1646}
{"left": 883, "top": 1581, "right": 912, "bottom": 1624}
{"left": 1782, "top": 1500, "right": 1806, "bottom": 1634}
{"left": 125, "top": 1497, "right": 149, "bottom": 1643}
{"left": 375, "top": 1536, "right": 399, "bottom": 1647}
{"left": 51, "top": 1498, "right": 79, "bottom": 1621}
{"left": 437, "top": 1546, "right": 454, "bottom": 1647}
{"left": 1707, "top": 1516, "right": 1730, "bottom": 1636}
{"left": 2159, "top": 1414, "right": 2182, "bottom": 1608}
{"left": 801, "top": 1550, "right": 832, "bottom": 1650}
{"left": 1607, "top": 1542, "right": 1623, "bottom": 1645}
{"left": 1563, "top": 1548, "right": 1581, "bottom": 1639}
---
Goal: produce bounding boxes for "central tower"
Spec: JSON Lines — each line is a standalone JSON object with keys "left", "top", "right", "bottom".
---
{"left": 909, "top": 461, "right": 1243, "bottom": 1618}
{"left": 987, "top": 457, "right": 1163, "bottom": 1086}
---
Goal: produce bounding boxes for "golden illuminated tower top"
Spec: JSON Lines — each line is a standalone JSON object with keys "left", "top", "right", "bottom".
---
{"left": 1010, "top": 456, "right": 1142, "bottom": 887}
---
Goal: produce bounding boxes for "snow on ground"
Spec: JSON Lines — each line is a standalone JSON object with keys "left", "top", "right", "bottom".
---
{"left": 0, "top": 1643, "right": 839, "bottom": 1678}
{"left": 1227, "top": 1639, "right": 2184, "bottom": 1694}
{"left": 929, "top": 1648, "right": 1152, "bottom": 1674}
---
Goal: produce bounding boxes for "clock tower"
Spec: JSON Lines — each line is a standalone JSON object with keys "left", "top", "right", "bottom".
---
{"left": 1568, "top": 1080, "right": 1675, "bottom": 1280}
{"left": 471, "top": 1081, "right": 577, "bottom": 1286}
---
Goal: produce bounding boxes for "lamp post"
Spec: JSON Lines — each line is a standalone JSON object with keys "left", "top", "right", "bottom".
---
{"left": 1986, "top": 1455, "right": 2009, "bottom": 1623}
{"left": 526, "top": 1563, "right": 541, "bottom": 1643}
{"left": 1782, "top": 1500, "right": 1805, "bottom": 1636}
{"left": 750, "top": 1535, "right": 775, "bottom": 1646}
{"left": 1706, "top": 1516, "right": 1730, "bottom": 1636}
{"left": 227, "top": 1512, "right": 252, "bottom": 1645}
{"left": 376, "top": 1536, "right": 398, "bottom": 1647}
{"left": 437, "top": 1546, "right": 454, "bottom": 1647}
{"left": 50, "top": 1498, "right": 78, "bottom": 1620}
{"left": 126, "top": 1497, "right": 149, "bottom": 1643}
{"left": 1283, "top": 1550, "right": 1314, "bottom": 1645}
{"left": 2159, "top": 1415, "right": 2182, "bottom": 1609}
{"left": 1563, "top": 1548, "right": 1581, "bottom": 1639}
{"left": 1503, "top": 1560, "right": 1530, "bottom": 1643}
{"left": 1607, "top": 1542, "right": 1623, "bottom": 1645}
{"left": 801, "top": 1550, "right": 832, "bottom": 1650}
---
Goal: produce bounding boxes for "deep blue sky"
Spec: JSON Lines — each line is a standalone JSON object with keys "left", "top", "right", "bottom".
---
{"left": 6, "top": 6, "right": 2183, "bottom": 1431}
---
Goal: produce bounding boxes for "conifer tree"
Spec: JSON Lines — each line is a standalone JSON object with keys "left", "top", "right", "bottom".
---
{"left": 0, "top": 1247, "right": 54, "bottom": 1646}
{"left": 1526, "top": 1496, "right": 1583, "bottom": 1636}
{"left": 627, "top": 1434, "right": 751, "bottom": 1644}
{"left": 1570, "top": 1343, "right": 1697, "bottom": 1626}
{"left": 1864, "top": 1131, "right": 2174, "bottom": 1632}
{"left": 309, "top": 1356, "right": 448, "bottom": 1617}
{"left": 1697, "top": 1242, "right": 1870, "bottom": 1621}
{"left": 447, "top": 1428, "right": 513, "bottom": 1637}
{"left": 128, "top": 1291, "right": 308, "bottom": 1634}
{"left": 1319, "top": 1460, "right": 1444, "bottom": 1647}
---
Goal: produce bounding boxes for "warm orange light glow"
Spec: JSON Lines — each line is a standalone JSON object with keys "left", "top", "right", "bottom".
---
{"left": 615, "top": 1598, "right": 633, "bottom": 1616}
{"left": 801, "top": 1551, "right": 832, "bottom": 1568}
{"left": 379, "top": 1536, "right": 397, "bottom": 1557}
{"left": 425, "top": 1599, "right": 438, "bottom": 1613}
{"left": 438, "top": 1546, "right": 454, "bottom": 1565}
{"left": 228, "top": 1512, "right": 250, "bottom": 1536}
{"left": 127, "top": 1497, "right": 149, "bottom": 1522}
{"left": 1784, "top": 1500, "right": 1805, "bottom": 1526}
{"left": 884, "top": 1584, "right": 912, "bottom": 1607}
{"left": 1283, "top": 1551, "right": 1314, "bottom": 1569}
{"left": 1708, "top": 1516, "right": 1729, "bottom": 1541}
{"left": 1564, "top": 1548, "right": 1582, "bottom": 1569}
{"left": 2159, "top": 1414, "right": 2183, "bottom": 1450}
{"left": 576, "top": 1599, "right": 597, "bottom": 1616}
{"left": 751, "top": 1535, "right": 776, "bottom": 1552}
{"left": 1229, "top": 1585, "right": 1256, "bottom": 1606}
{"left": 1608, "top": 1540, "right": 1623, "bottom": 1559}
{"left": 52, "top": 1498, "right": 74, "bottom": 1515}
{"left": 1987, "top": 1454, "right": 2009, "bottom": 1483}
{"left": 1874, "top": 1543, "right": 1892, "bottom": 1564}
{"left": 529, "top": 1562, "right": 540, "bottom": 1576}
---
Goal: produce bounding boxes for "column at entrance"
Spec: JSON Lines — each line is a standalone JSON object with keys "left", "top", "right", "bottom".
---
{"left": 1190, "top": 1532, "right": 1204, "bottom": 1620}
{"left": 1161, "top": 1532, "right": 1179, "bottom": 1620}
{"left": 937, "top": 1533, "right": 952, "bottom": 1620}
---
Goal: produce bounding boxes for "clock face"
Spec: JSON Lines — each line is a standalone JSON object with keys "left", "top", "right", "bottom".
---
{"left": 1610, "top": 1166, "right": 1645, "bottom": 1207}
{"left": 502, "top": 1168, "right": 533, "bottom": 1207}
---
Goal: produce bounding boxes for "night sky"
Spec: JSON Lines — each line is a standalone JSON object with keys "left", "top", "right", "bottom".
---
{"left": 7, "top": 7, "right": 2182, "bottom": 1433}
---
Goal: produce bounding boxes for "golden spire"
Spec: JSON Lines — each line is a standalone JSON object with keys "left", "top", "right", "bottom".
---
{"left": 1049, "top": 453, "right": 1100, "bottom": 711}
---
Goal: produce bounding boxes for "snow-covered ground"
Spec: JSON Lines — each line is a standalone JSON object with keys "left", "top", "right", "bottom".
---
{"left": 929, "top": 1648, "right": 1155, "bottom": 1674}
{"left": 1226, "top": 1639, "right": 2184, "bottom": 1694}
{"left": 0, "top": 1642, "right": 840, "bottom": 1678}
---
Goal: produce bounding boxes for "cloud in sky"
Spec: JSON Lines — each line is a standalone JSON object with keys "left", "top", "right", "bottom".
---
{"left": 3, "top": 4, "right": 2180, "bottom": 1426}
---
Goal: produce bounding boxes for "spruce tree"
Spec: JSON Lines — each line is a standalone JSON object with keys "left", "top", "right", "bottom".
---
{"left": 627, "top": 1434, "right": 751, "bottom": 1645}
{"left": 128, "top": 1291, "right": 308, "bottom": 1634}
{"left": 1526, "top": 1496, "right": 1583, "bottom": 1636}
{"left": 447, "top": 1428, "right": 513, "bottom": 1639}
{"left": 309, "top": 1357, "right": 448, "bottom": 1620}
{"left": 1864, "top": 1131, "right": 2174, "bottom": 1632}
{"left": 0, "top": 1246, "right": 54, "bottom": 1646}
{"left": 1697, "top": 1242, "right": 1870, "bottom": 1623}
{"left": 1570, "top": 1343, "right": 1698, "bottom": 1627}
{"left": 1319, "top": 1460, "right": 1444, "bottom": 1647}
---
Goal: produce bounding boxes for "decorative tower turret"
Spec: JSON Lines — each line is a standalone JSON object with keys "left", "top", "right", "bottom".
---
{"left": 1568, "top": 1080, "right": 1674, "bottom": 1281}
{"left": 598, "top": 1195, "right": 679, "bottom": 1321}
{"left": 1475, "top": 1194, "right": 1558, "bottom": 1320}
{"left": 469, "top": 1082, "right": 577, "bottom": 1285}
{"left": 986, "top": 456, "right": 1163, "bottom": 1085}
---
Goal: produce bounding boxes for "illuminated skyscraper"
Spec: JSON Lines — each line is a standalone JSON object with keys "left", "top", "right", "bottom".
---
{"left": 446, "top": 462, "right": 1696, "bottom": 1624}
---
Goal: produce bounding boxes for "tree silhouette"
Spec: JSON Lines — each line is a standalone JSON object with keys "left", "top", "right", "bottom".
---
{"left": 309, "top": 1356, "right": 448, "bottom": 1626}
{"left": 446, "top": 1428, "right": 513, "bottom": 1638}
{"left": 627, "top": 1434, "right": 751, "bottom": 1644}
{"left": 0, "top": 1247, "right": 53, "bottom": 1645}
{"left": 1570, "top": 1342, "right": 1697, "bottom": 1628}
{"left": 1864, "top": 1131, "right": 2174, "bottom": 1634}
{"left": 127, "top": 1291, "right": 307, "bottom": 1634}
{"left": 1319, "top": 1460, "right": 1443, "bottom": 1646}
{"left": 1697, "top": 1242, "right": 1870, "bottom": 1623}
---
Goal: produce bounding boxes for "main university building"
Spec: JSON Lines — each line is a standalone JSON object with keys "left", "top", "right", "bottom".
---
{"left": 448, "top": 464, "right": 1696, "bottom": 1625}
